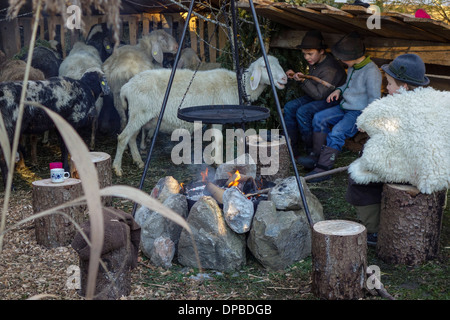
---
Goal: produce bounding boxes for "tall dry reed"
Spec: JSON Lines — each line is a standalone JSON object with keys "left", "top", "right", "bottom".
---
{"left": 0, "top": 0, "right": 198, "bottom": 300}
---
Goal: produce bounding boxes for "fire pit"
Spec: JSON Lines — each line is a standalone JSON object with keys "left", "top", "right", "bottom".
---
{"left": 136, "top": 153, "right": 324, "bottom": 272}
{"left": 182, "top": 168, "right": 275, "bottom": 212}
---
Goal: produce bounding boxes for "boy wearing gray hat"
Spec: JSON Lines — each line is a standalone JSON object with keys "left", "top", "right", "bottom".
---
{"left": 346, "top": 53, "right": 430, "bottom": 246}
{"left": 298, "top": 31, "right": 382, "bottom": 180}
{"left": 283, "top": 30, "right": 346, "bottom": 161}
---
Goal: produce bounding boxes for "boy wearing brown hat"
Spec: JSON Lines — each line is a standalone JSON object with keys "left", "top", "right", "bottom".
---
{"left": 298, "top": 31, "right": 382, "bottom": 180}
{"left": 283, "top": 30, "right": 346, "bottom": 161}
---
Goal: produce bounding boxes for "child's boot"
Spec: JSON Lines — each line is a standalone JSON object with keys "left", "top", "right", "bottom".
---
{"left": 305, "top": 146, "right": 339, "bottom": 182}
{"left": 297, "top": 132, "right": 327, "bottom": 169}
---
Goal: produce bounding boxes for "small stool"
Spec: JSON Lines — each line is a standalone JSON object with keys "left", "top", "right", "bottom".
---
{"left": 32, "top": 178, "right": 87, "bottom": 248}
{"left": 70, "top": 151, "right": 112, "bottom": 206}
{"left": 246, "top": 133, "right": 290, "bottom": 181}
{"left": 376, "top": 184, "right": 447, "bottom": 265}
{"left": 311, "top": 219, "right": 367, "bottom": 300}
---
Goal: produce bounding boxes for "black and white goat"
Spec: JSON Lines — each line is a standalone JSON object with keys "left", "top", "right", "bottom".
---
{"left": 0, "top": 67, "right": 110, "bottom": 185}
{"left": 85, "top": 23, "right": 114, "bottom": 62}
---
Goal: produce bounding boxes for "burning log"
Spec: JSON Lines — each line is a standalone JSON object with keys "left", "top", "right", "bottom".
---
{"left": 226, "top": 170, "right": 258, "bottom": 191}
{"left": 205, "top": 182, "right": 225, "bottom": 204}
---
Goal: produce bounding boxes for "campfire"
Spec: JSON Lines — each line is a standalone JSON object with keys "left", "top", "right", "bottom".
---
{"left": 182, "top": 167, "right": 275, "bottom": 211}
{"left": 137, "top": 154, "right": 325, "bottom": 273}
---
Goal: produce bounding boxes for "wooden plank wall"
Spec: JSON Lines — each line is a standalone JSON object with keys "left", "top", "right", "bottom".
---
{"left": 0, "top": 13, "right": 228, "bottom": 62}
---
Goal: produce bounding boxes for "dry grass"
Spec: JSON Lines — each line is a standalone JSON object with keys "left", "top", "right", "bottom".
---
{"left": 0, "top": 0, "right": 193, "bottom": 300}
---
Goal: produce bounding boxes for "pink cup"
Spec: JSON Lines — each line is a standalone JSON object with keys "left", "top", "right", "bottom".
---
{"left": 49, "top": 162, "right": 63, "bottom": 170}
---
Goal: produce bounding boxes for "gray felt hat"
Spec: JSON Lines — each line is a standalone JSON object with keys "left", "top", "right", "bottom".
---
{"left": 381, "top": 54, "right": 430, "bottom": 86}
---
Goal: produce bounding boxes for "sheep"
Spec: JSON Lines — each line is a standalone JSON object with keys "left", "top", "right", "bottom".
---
{"left": 112, "top": 55, "right": 288, "bottom": 176}
{"left": 59, "top": 41, "right": 104, "bottom": 149}
{"left": 102, "top": 29, "right": 179, "bottom": 130}
{"left": 0, "top": 67, "right": 110, "bottom": 185}
{"left": 24, "top": 40, "right": 63, "bottom": 79}
{"left": 85, "top": 23, "right": 114, "bottom": 62}
{"left": 0, "top": 49, "right": 46, "bottom": 166}
{"left": 59, "top": 42, "right": 103, "bottom": 78}
{"left": 0, "top": 50, "right": 46, "bottom": 82}
{"left": 177, "top": 47, "right": 222, "bottom": 70}
{"left": 137, "top": 47, "right": 223, "bottom": 152}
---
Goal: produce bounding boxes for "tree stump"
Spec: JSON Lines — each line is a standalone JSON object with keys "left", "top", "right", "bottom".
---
{"left": 312, "top": 220, "right": 367, "bottom": 300}
{"left": 376, "top": 184, "right": 447, "bottom": 265}
{"left": 32, "top": 178, "right": 87, "bottom": 248}
{"left": 246, "top": 134, "right": 290, "bottom": 182}
{"left": 70, "top": 151, "right": 112, "bottom": 206}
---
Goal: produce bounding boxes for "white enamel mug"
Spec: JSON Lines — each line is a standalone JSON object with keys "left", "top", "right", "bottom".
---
{"left": 50, "top": 168, "right": 70, "bottom": 183}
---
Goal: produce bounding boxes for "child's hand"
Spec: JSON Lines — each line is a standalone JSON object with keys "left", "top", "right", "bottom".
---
{"left": 286, "top": 70, "right": 295, "bottom": 79}
{"left": 327, "top": 89, "right": 340, "bottom": 103}
{"left": 293, "top": 72, "right": 305, "bottom": 81}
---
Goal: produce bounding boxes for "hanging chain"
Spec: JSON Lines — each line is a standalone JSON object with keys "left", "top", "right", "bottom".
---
{"left": 178, "top": 59, "right": 201, "bottom": 110}
{"left": 178, "top": 0, "right": 229, "bottom": 110}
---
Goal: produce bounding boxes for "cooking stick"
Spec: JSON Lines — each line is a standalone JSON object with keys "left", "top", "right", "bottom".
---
{"left": 298, "top": 74, "right": 336, "bottom": 90}
{"left": 244, "top": 166, "right": 349, "bottom": 197}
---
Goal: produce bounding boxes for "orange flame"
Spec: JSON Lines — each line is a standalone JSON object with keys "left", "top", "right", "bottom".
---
{"left": 228, "top": 170, "right": 241, "bottom": 187}
{"left": 200, "top": 168, "right": 209, "bottom": 182}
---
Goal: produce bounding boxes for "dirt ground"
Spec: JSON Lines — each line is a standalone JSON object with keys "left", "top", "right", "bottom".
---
{"left": 0, "top": 131, "right": 448, "bottom": 301}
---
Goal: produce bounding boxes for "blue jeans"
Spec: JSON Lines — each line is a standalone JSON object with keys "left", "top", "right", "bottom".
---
{"left": 312, "top": 106, "right": 361, "bottom": 151}
{"left": 284, "top": 96, "right": 337, "bottom": 156}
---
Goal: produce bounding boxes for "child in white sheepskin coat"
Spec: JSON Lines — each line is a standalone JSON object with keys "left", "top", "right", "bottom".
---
{"left": 345, "top": 53, "right": 450, "bottom": 246}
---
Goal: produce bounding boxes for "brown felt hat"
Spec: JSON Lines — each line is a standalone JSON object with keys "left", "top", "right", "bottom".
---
{"left": 332, "top": 31, "right": 366, "bottom": 61}
{"left": 296, "top": 30, "right": 327, "bottom": 50}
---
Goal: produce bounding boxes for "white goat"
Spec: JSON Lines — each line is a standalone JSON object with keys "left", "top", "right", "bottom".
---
{"left": 59, "top": 41, "right": 104, "bottom": 150}
{"left": 112, "top": 55, "right": 287, "bottom": 176}
{"left": 102, "top": 29, "right": 179, "bottom": 130}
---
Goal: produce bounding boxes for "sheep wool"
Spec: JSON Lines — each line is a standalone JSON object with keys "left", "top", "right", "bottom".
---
{"left": 59, "top": 42, "right": 103, "bottom": 79}
{"left": 348, "top": 87, "right": 450, "bottom": 194}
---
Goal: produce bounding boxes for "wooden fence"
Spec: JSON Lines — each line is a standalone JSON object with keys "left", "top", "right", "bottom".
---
{"left": 0, "top": 12, "right": 229, "bottom": 62}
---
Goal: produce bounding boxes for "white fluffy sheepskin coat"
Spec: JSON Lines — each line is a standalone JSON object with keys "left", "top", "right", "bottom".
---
{"left": 348, "top": 87, "right": 450, "bottom": 194}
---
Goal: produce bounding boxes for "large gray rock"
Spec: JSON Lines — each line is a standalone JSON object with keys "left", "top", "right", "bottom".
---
{"left": 150, "top": 176, "right": 181, "bottom": 203}
{"left": 178, "top": 196, "right": 246, "bottom": 271}
{"left": 134, "top": 175, "right": 183, "bottom": 235}
{"left": 268, "top": 176, "right": 324, "bottom": 217}
{"left": 139, "top": 193, "right": 188, "bottom": 268}
{"left": 247, "top": 178, "right": 324, "bottom": 271}
{"left": 247, "top": 200, "right": 319, "bottom": 270}
{"left": 150, "top": 236, "right": 176, "bottom": 269}
{"left": 222, "top": 186, "right": 255, "bottom": 234}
